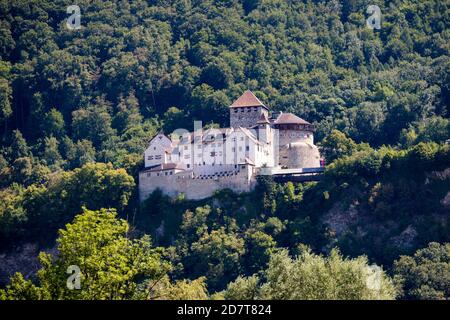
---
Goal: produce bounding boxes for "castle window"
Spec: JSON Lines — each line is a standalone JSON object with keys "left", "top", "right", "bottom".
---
{"left": 240, "top": 108, "right": 244, "bottom": 112}
{"left": 184, "top": 145, "right": 188, "bottom": 150}
{"left": 165, "top": 172, "right": 168, "bottom": 176}
{"left": 184, "top": 155, "right": 190, "bottom": 159}
{"left": 247, "top": 107, "right": 251, "bottom": 112}
{"left": 238, "top": 147, "right": 242, "bottom": 151}
{"left": 240, "top": 137, "right": 244, "bottom": 141}
{"left": 253, "top": 107, "right": 258, "bottom": 111}
{"left": 246, "top": 146, "right": 250, "bottom": 151}
{"left": 187, "top": 164, "right": 190, "bottom": 168}
{"left": 170, "top": 171, "right": 173, "bottom": 175}
{"left": 155, "top": 155, "right": 161, "bottom": 160}
{"left": 147, "top": 173, "right": 151, "bottom": 177}
{"left": 148, "top": 156, "right": 153, "bottom": 160}
{"left": 157, "top": 173, "right": 160, "bottom": 176}
{"left": 234, "top": 109, "right": 238, "bottom": 113}
{"left": 197, "top": 144, "right": 202, "bottom": 149}
{"left": 210, "top": 152, "right": 216, "bottom": 157}
{"left": 232, "top": 147, "right": 235, "bottom": 152}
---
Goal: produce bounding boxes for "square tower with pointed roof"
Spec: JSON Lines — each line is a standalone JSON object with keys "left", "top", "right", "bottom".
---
{"left": 229, "top": 90, "right": 269, "bottom": 128}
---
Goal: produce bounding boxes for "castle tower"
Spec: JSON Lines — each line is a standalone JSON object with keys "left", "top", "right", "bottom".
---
{"left": 257, "top": 112, "right": 271, "bottom": 144}
{"left": 230, "top": 90, "right": 269, "bottom": 128}
{"left": 272, "top": 112, "right": 320, "bottom": 168}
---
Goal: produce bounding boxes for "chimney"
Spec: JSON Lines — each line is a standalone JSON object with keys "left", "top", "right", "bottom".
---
{"left": 271, "top": 111, "right": 282, "bottom": 120}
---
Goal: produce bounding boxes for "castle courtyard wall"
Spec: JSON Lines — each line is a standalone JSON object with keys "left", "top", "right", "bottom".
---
{"left": 139, "top": 166, "right": 256, "bottom": 201}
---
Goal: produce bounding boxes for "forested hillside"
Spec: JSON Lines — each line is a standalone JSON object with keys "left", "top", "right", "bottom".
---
{"left": 0, "top": 0, "right": 449, "bottom": 300}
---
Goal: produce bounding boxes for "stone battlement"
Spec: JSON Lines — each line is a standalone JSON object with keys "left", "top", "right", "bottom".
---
{"left": 139, "top": 164, "right": 256, "bottom": 201}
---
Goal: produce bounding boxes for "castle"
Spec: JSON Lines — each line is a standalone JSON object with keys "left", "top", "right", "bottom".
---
{"left": 139, "top": 91, "right": 322, "bottom": 200}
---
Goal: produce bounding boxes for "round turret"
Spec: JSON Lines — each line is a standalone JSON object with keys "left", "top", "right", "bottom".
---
{"left": 272, "top": 112, "right": 320, "bottom": 168}
{"left": 286, "top": 141, "right": 321, "bottom": 168}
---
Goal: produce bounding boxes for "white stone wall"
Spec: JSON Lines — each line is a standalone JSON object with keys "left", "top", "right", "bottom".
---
{"left": 170, "top": 128, "right": 273, "bottom": 168}
{"left": 254, "top": 125, "right": 276, "bottom": 167}
{"left": 139, "top": 165, "right": 256, "bottom": 201}
{"left": 178, "top": 140, "right": 193, "bottom": 169}
{"left": 144, "top": 134, "right": 172, "bottom": 168}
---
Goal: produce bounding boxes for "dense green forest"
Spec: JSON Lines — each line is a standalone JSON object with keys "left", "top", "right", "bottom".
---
{"left": 0, "top": 0, "right": 449, "bottom": 300}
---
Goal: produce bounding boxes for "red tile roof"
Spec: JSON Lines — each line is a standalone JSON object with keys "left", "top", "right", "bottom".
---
{"left": 273, "top": 112, "right": 311, "bottom": 125}
{"left": 230, "top": 90, "right": 267, "bottom": 108}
